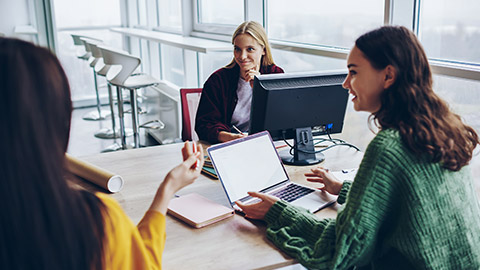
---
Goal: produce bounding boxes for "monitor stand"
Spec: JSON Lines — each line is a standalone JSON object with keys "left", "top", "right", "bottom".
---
{"left": 278, "top": 127, "right": 325, "bottom": 166}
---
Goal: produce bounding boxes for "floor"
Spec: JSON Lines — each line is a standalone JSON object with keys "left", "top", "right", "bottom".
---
{"left": 67, "top": 87, "right": 181, "bottom": 157}
{"left": 67, "top": 104, "right": 161, "bottom": 157}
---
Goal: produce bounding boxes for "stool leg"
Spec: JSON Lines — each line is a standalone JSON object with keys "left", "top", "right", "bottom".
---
{"left": 129, "top": 88, "right": 140, "bottom": 148}
{"left": 107, "top": 84, "right": 117, "bottom": 138}
{"left": 93, "top": 70, "right": 103, "bottom": 118}
{"left": 116, "top": 86, "right": 127, "bottom": 149}
{"left": 82, "top": 70, "right": 110, "bottom": 121}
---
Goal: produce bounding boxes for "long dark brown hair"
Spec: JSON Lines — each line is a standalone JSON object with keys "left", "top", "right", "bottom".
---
{"left": 356, "top": 26, "right": 479, "bottom": 171}
{"left": 0, "top": 38, "right": 105, "bottom": 269}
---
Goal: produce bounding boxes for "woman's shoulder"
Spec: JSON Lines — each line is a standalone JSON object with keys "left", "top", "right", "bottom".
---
{"left": 205, "top": 66, "right": 238, "bottom": 83}
{"left": 372, "top": 129, "right": 401, "bottom": 144}
{"left": 366, "top": 129, "right": 405, "bottom": 156}
{"left": 95, "top": 192, "right": 130, "bottom": 221}
{"left": 261, "top": 64, "right": 284, "bottom": 74}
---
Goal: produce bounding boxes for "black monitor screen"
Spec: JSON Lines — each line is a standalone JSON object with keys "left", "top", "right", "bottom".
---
{"left": 249, "top": 71, "right": 349, "bottom": 165}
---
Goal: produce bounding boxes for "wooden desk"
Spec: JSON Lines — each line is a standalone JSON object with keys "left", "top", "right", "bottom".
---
{"left": 79, "top": 143, "right": 363, "bottom": 270}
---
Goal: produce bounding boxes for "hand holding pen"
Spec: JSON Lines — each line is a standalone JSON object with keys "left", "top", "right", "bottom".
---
{"left": 217, "top": 125, "right": 247, "bottom": 143}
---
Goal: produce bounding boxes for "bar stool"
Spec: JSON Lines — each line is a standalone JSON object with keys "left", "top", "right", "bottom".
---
{"left": 79, "top": 37, "right": 111, "bottom": 121}
{"left": 71, "top": 34, "right": 90, "bottom": 61}
{"left": 97, "top": 45, "right": 165, "bottom": 149}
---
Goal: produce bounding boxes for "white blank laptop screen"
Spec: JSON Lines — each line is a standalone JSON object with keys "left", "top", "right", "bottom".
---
{"left": 209, "top": 133, "right": 288, "bottom": 203}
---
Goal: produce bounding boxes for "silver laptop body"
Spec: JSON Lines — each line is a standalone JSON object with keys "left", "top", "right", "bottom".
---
{"left": 207, "top": 131, "right": 336, "bottom": 213}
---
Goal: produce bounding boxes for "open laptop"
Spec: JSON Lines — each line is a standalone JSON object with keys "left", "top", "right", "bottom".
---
{"left": 207, "top": 131, "right": 337, "bottom": 213}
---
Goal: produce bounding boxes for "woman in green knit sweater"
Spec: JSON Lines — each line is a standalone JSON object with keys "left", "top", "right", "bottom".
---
{"left": 236, "top": 26, "right": 480, "bottom": 269}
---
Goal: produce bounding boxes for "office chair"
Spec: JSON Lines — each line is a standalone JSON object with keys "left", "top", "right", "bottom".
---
{"left": 97, "top": 44, "right": 165, "bottom": 149}
{"left": 180, "top": 88, "right": 202, "bottom": 142}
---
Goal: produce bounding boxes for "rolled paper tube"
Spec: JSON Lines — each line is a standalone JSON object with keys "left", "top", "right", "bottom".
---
{"left": 65, "top": 153, "right": 124, "bottom": 192}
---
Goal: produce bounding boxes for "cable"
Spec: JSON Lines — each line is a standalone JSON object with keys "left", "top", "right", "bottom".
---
{"left": 281, "top": 128, "right": 361, "bottom": 156}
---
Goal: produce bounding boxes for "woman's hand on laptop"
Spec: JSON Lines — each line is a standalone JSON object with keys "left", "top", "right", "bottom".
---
{"left": 235, "top": 192, "right": 280, "bottom": 220}
{"left": 304, "top": 167, "right": 343, "bottom": 195}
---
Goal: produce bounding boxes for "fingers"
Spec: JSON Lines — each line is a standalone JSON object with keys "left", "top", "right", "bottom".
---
{"left": 182, "top": 141, "right": 204, "bottom": 167}
{"left": 196, "top": 144, "right": 205, "bottom": 168}
{"left": 244, "top": 68, "right": 260, "bottom": 82}
{"left": 235, "top": 133, "right": 247, "bottom": 139}
{"left": 183, "top": 151, "right": 201, "bottom": 169}
{"left": 181, "top": 141, "right": 194, "bottom": 160}
{"left": 306, "top": 177, "right": 324, "bottom": 183}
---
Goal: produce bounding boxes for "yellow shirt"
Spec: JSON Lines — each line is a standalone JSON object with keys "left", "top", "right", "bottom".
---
{"left": 96, "top": 193, "right": 166, "bottom": 270}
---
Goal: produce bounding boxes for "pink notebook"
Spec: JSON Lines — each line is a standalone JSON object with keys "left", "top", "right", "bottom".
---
{"left": 167, "top": 193, "right": 234, "bottom": 228}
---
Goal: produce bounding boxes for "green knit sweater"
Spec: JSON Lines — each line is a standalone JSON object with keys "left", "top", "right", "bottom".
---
{"left": 265, "top": 129, "right": 480, "bottom": 269}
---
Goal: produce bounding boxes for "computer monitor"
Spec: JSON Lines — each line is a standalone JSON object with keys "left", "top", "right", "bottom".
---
{"left": 249, "top": 71, "right": 349, "bottom": 166}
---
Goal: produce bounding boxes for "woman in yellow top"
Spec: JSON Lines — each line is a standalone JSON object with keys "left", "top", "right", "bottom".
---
{"left": 0, "top": 37, "right": 204, "bottom": 269}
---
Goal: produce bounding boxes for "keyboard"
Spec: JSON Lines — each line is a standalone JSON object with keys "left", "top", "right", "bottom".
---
{"left": 270, "top": 183, "right": 314, "bottom": 202}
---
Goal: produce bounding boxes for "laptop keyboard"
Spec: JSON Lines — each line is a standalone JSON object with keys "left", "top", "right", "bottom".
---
{"left": 271, "top": 183, "right": 314, "bottom": 202}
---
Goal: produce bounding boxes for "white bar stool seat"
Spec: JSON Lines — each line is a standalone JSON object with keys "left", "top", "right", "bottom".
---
{"left": 97, "top": 45, "right": 165, "bottom": 149}
{"left": 79, "top": 37, "right": 111, "bottom": 121}
{"left": 82, "top": 39, "right": 134, "bottom": 152}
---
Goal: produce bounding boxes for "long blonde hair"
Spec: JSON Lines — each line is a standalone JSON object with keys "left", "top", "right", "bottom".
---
{"left": 225, "top": 21, "right": 275, "bottom": 69}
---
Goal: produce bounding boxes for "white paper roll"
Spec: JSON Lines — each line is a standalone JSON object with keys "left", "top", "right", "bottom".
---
{"left": 65, "top": 153, "right": 124, "bottom": 192}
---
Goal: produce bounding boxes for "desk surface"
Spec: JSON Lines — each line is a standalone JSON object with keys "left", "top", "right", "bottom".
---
{"left": 79, "top": 142, "right": 363, "bottom": 270}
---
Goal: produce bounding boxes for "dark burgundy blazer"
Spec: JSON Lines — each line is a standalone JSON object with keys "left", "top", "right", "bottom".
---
{"left": 195, "top": 63, "right": 284, "bottom": 144}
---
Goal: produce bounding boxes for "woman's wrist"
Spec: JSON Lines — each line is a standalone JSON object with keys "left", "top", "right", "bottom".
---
{"left": 149, "top": 180, "right": 176, "bottom": 214}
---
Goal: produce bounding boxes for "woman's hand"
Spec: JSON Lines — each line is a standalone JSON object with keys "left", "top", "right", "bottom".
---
{"left": 235, "top": 192, "right": 280, "bottom": 220}
{"left": 149, "top": 142, "right": 205, "bottom": 214}
{"left": 218, "top": 131, "right": 246, "bottom": 142}
{"left": 244, "top": 65, "right": 261, "bottom": 87}
{"left": 304, "top": 167, "right": 343, "bottom": 195}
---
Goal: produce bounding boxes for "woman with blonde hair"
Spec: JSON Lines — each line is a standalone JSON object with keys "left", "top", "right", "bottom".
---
{"left": 195, "top": 21, "right": 284, "bottom": 143}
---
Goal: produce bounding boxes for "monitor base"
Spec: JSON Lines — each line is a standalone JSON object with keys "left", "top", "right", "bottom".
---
{"left": 278, "top": 150, "right": 325, "bottom": 166}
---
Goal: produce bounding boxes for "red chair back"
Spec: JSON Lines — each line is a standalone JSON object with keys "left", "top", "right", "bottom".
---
{"left": 180, "top": 88, "right": 202, "bottom": 141}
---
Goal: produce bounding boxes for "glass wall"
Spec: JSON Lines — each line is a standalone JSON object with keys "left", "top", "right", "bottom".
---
{"left": 157, "top": 0, "right": 182, "bottom": 32}
{"left": 197, "top": 0, "right": 244, "bottom": 25}
{"left": 419, "top": 0, "right": 480, "bottom": 64}
{"left": 53, "top": 0, "right": 122, "bottom": 104}
{"left": 267, "top": 0, "right": 384, "bottom": 48}
{"left": 433, "top": 75, "right": 480, "bottom": 131}
{"left": 162, "top": 44, "right": 185, "bottom": 86}
{"left": 272, "top": 49, "right": 346, "bottom": 73}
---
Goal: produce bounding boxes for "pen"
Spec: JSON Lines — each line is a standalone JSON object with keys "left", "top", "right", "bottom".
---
{"left": 192, "top": 141, "right": 199, "bottom": 169}
{"left": 232, "top": 125, "right": 242, "bottom": 134}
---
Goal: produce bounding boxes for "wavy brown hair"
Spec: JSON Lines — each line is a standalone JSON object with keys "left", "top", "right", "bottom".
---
{"left": 356, "top": 26, "right": 478, "bottom": 171}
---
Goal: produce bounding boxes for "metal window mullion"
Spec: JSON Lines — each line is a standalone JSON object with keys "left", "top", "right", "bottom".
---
{"left": 384, "top": 0, "right": 393, "bottom": 25}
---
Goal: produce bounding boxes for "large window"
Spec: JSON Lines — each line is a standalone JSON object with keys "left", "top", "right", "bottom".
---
{"left": 433, "top": 75, "right": 480, "bottom": 132}
{"left": 157, "top": 0, "right": 182, "bottom": 32}
{"left": 54, "top": 0, "right": 121, "bottom": 28}
{"left": 419, "top": 0, "right": 480, "bottom": 65}
{"left": 199, "top": 51, "right": 232, "bottom": 84}
{"left": 272, "top": 49, "right": 345, "bottom": 73}
{"left": 53, "top": 0, "right": 122, "bottom": 104}
{"left": 162, "top": 44, "right": 185, "bottom": 87}
{"left": 197, "top": 0, "right": 244, "bottom": 25}
{"left": 119, "top": 0, "right": 480, "bottom": 142}
{"left": 267, "top": 0, "right": 384, "bottom": 48}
